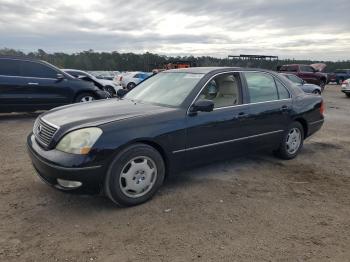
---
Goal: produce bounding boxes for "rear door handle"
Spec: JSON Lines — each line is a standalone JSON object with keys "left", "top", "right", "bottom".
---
{"left": 280, "top": 105, "right": 289, "bottom": 112}
{"left": 28, "top": 82, "right": 39, "bottom": 85}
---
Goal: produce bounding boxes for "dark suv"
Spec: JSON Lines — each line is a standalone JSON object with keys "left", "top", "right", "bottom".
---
{"left": 0, "top": 57, "right": 110, "bottom": 113}
{"left": 278, "top": 64, "right": 327, "bottom": 89}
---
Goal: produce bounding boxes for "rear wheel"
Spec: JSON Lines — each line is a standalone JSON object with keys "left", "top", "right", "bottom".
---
{"left": 346, "top": 93, "right": 350, "bottom": 98}
{"left": 312, "top": 89, "right": 321, "bottom": 95}
{"left": 319, "top": 80, "right": 326, "bottom": 91}
{"left": 275, "top": 122, "right": 304, "bottom": 160}
{"left": 105, "top": 143, "right": 165, "bottom": 207}
{"left": 105, "top": 86, "right": 115, "bottom": 96}
{"left": 75, "top": 93, "right": 96, "bottom": 103}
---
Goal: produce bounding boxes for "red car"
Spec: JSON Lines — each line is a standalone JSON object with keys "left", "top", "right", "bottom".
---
{"left": 278, "top": 63, "right": 328, "bottom": 89}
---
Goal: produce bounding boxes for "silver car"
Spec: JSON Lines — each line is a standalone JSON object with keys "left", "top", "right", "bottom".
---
{"left": 281, "top": 73, "right": 322, "bottom": 95}
{"left": 341, "top": 79, "right": 350, "bottom": 98}
{"left": 121, "top": 72, "right": 152, "bottom": 90}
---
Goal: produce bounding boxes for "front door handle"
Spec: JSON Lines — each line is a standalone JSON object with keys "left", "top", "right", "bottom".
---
{"left": 27, "top": 82, "right": 39, "bottom": 85}
{"left": 235, "top": 112, "right": 249, "bottom": 120}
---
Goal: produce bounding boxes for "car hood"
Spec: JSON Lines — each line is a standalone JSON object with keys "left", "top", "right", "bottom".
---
{"left": 41, "top": 99, "right": 175, "bottom": 129}
{"left": 310, "top": 63, "right": 327, "bottom": 72}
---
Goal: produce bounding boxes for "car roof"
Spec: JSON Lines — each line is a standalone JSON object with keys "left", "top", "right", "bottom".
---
{"left": 0, "top": 55, "right": 43, "bottom": 63}
{"left": 164, "top": 66, "right": 274, "bottom": 74}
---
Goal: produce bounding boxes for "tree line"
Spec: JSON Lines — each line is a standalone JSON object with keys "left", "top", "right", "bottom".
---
{"left": 1, "top": 48, "right": 349, "bottom": 73}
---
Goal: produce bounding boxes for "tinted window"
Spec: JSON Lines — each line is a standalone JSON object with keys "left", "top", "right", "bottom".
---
{"left": 280, "top": 65, "right": 298, "bottom": 72}
{"left": 275, "top": 79, "right": 290, "bottom": 99}
{"left": 20, "top": 61, "right": 57, "bottom": 78}
{"left": 300, "top": 66, "right": 314, "bottom": 73}
{"left": 0, "top": 59, "right": 20, "bottom": 76}
{"left": 244, "top": 72, "right": 278, "bottom": 103}
{"left": 197, "top": 73, "right": 240, "bottom": 108}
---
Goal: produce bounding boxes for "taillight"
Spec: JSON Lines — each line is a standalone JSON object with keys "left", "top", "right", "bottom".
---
{"left": 320, "top": 101, "right": 325, "bottom": 115}
{"left": 120, "top": 76, "right": 123, "bottom": 81}
{"left": 343, "top": 80, "right": 349, "bottom": 85}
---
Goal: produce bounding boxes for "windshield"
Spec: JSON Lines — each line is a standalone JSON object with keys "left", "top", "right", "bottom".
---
{"left": 124, "top": 72, "right": 204, "bottom": 107}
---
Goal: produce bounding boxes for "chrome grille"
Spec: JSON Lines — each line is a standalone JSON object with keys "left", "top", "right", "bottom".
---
{"left": 33, "top": 118, "right": 58, "bottom": 147}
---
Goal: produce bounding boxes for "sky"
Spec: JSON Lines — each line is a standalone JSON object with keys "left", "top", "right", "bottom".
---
{"left": 0, "top": 0, "right": 349, "bottom": 61}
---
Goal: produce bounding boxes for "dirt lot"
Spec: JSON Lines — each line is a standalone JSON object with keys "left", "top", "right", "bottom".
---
{"left": 0, "top": 85, "right": 349, "bottom": 262}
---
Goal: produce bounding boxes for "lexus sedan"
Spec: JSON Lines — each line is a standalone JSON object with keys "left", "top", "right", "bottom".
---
{"left": 27, "top": 67, "right": 324, "bottom": 206}
{"left": 281, "top": 73, "right": 322, "bottom": 95}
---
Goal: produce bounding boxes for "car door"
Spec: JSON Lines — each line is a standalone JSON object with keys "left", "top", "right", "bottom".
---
{"left": 184, "top": 72, "right": 256, "bottom": 166}
{"left": 18, "top": 60, "right": 72, "bottom": 109}
{"left": 242, "top": 71, "right": 292, "bottom": 149}
{"left": 0, "top": 58, "right": 27, "bottom": 111}
{"left": 299, "top": 65, "right": 317, "bottom": 84}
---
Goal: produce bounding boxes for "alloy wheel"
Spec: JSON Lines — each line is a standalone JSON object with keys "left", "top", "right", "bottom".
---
{"left": 286, "top": 128, "right": 301, "bottom": 155}
{"left": 119, "top": 156, "right": 157, "bottom": 198}
{"left": 80, "top": 96, "right": 95, "bottom": 102}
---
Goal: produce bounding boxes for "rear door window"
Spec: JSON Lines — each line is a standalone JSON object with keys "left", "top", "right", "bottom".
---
{"left": 244, "top": 72, "right": 278, "bottom": 103}
{"left": 300, "top": 66, "right": 314, "bottom": 73}
{"left": 0, "top": 59, "right": 20, "bottom": 76}
{"left": 275, "top": 79, "right": 290, "bottom": 99}
{"left": 20, "top": 61, "right": 57, "bottom": 78}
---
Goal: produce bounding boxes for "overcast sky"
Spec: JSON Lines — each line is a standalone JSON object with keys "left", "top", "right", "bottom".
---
{"left": 0, "top": 0, "right": 349, "bottom": 61}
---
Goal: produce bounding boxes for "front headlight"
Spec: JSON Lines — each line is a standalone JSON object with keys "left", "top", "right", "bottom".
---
{"left": 56, "top": 127, "right": 103, "bottom": 155}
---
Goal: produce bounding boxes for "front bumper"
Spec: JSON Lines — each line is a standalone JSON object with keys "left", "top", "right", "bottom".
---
{"left": 341, "top": 87, "right": 350, "bottom": 94}
{"left": 27, "top": 134, "right": 107, "bottom": 194}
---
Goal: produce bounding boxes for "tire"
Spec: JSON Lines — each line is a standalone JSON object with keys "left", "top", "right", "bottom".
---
{"left": 105, "top": 86, "right": 115, "bottom": 96}
{"left": 312, "top": 89, "right": 321, "bottom": 95}
{"left": 274, "top": 122, "right": 304, "bottom": 160}
{"left": 75, "top": 93, "right": 96, "bottom": 103}
{"left": 319, "top": 80, "right": 326, "bottom": 91}
{"left": 346, "top": 94, "right": 350, "bottom": 98}
{"left": 127, "top": 82, "right": 136, "bottom": 91}
{"left": 104, "top": 143, "right": 165, "bottom": 207}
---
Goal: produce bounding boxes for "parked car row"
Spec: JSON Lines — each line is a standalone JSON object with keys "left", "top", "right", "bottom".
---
{"left": 63, "top": 69, "right": 121, "bottom": 95}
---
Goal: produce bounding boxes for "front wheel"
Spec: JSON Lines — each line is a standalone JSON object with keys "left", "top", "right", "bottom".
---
{"left": 312, "top": 89, "right": 321, "bottom": 95}
{"left": 105, "top": 143, "right": 165, "bottom": 207}
{"left": 274, "top": 122, "right": 304, "bottom": 160}
{"left": 75, "top": 93, "right": 96, "bottom": 103}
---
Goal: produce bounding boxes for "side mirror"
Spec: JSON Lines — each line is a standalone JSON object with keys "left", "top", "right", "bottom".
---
{"left": 117, "top": 89, "right": 129, "bottom": 98}
{"left": 56, "top": 73, "right": 65, "bottom": 80}
{"left": 189, "top": 100, "right": 214, "bottom": 114}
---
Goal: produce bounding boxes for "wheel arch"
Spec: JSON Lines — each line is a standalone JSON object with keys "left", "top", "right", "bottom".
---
{"left": 294, "top": 117, "right": 308, "bottom": 138}
{"left": 135, "top": 140, "right": 170, "bottom": 178}
{"left": 73, "top": 90, "right": 96, "bottom": 102}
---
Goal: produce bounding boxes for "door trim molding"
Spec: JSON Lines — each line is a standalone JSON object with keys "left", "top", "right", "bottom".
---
{"left": 172, "top": 129, "right": 284, "bottom": 154}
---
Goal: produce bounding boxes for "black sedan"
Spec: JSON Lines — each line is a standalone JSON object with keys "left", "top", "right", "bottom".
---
{"left": 27, "top": 67, "right": 324, "bottom": 206}
{"left": 0, "top": 57, "right": 110, "bottom": 113}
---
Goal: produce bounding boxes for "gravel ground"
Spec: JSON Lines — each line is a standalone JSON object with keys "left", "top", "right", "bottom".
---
{"left": 0, "top": 85, "right": 349, "bottom": 262}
